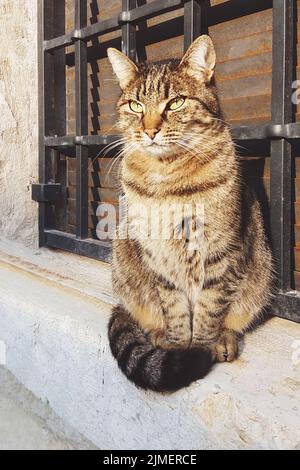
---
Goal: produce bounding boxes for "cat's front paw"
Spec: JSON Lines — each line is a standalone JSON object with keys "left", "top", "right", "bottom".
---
{"left": 211, "top": 330, "right": 239, "bottom": 362}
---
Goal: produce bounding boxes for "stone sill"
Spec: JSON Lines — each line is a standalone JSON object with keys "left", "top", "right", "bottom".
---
{"left": 0, "top": 366, "right": 96, "bottom": 450}
{"left": 0, "top": 238, "right": 299, "bottom": 449}
{"left": 0, "top": 237, "right": 116, "bottom": 306}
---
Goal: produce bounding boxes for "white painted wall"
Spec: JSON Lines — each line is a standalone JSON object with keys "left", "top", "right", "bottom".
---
{"left": 0, "top": 0, "right": 39, "bottom": 247}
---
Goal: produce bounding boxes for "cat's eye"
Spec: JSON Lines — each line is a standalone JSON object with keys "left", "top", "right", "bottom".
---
{"left": 167, "top": 97, "right": 185, "bottom": 111}
{"left": 129, "top": 100, "right": 143, "bottom": 113}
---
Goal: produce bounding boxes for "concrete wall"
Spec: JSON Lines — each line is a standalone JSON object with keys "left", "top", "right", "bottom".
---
{"left": 0, "top": 0, "right": 39, "bottom": 247}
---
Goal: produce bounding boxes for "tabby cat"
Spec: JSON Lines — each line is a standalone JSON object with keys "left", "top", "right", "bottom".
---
{"left": 107, "top": 35, "right": 273, "bottom": 392}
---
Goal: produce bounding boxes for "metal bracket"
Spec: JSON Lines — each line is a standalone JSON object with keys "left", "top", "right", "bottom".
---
{"left": 231, "top": 123, "right": 300, "bottom": 141}
{"left": 32, "top": 183, "right": 64, "bottom": 203}
{"left": 118, "top": 11, "right": 131, "bottom": 25}
{"left": 71, "top": 29, "right": 83, "bottom": 41}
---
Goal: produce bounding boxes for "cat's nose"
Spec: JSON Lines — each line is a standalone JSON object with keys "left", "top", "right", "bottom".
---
{"left": 144, "top": 128, "right": 160, "bottom": 140}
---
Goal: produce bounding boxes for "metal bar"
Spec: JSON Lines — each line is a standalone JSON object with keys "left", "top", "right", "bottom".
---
{"left": 78, "top": 16, "right": 121, "bottom": 41}
{"left": 53, "top": 18, "right": 67, "bottom": 137}
{"left": 122, "top": 0, "right": 137, "bottom": 60}
{"left": 231, "top": 123, "right": 300, "bottom": 141}
{"left": 44, "top": 124, "right": 300, "bottom": 148}
{"left": 184, "top": 0, "right": 208, "bottom": 51}
{"left": 43, "top": 0, "right": 274, "bottom": 54}
{"left": 121, "top": 0, "right": 182, "bottom": 24}
{"left": 39, "top": 0, "right": 58, "bottom": 242}
{"left": 38, "top": 0, "right": 47, "bottom": 245}
{"left": 44, "top": 17, "right": 121, "bottom": 51}
{"left": 43, "top": 0, "right": 183, "bottom": 52}
{"left": 270, "top": 0, "right": 295, "bottom": 292}
{"left": 45, "top": 135, "right": 75, "bottom": 147}
{"left": 206, "top": 0, "right": 272, "bottom": 25}
{"left": 272, "top": 292, "right": 300, "bottom": 323}
{"left": 44, "top": 32, "right": 74, "bottom": 52}
{"left": 270, "top": 139, "right": 293, "bottom": 291}
{"left": 32, "top": 184, "right": 63, "bottom": 203}
{"left": 45, "top": 134, "right": 120, "bottom": 148}
{"left": 75, "top": 0, "right": 89, "bottom": 239}
{"left": 44, "top": 230, "right": 112, "bottom": 262}
{"left": 52, "top": 0, "right": 67, "bottom": 232}
{"left": 77, "top": 134, "right": 121, "bottom": 146}
{"left": 43, "top": 5, "right": 55, "bottom": 137}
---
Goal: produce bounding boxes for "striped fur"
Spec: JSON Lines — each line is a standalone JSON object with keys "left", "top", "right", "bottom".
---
{"left": 107, "top": 36, "right": 274, "bottom": 392}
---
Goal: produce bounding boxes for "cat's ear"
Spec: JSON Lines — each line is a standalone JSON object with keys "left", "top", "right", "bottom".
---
{"left": 179, "top": 35, "right": 216, "bottom": 83}
{"left": 107, "top": 48, "right": 138, "bottom": 90}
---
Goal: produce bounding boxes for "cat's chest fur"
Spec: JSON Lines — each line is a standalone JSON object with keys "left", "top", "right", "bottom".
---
{"left": 121, "top": 154, "right": 238, "bottom": 296}
{"left": 143, "top": 237, "right": 205, "bottom": 289}
{"left": 127, "top": 197, "right": 210, "bottom": 291}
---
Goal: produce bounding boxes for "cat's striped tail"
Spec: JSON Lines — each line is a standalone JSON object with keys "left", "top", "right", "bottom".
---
{"left": 108, "top": 305, "right": 213, "bottom": 392}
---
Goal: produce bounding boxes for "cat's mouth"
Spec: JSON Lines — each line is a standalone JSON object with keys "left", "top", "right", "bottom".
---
{"left": 139, "top": 132, "right": 171, "bottom": 150}
{"left": 132, "top": 135, "right": 176, "bottom": 155}
{"left": 142, "top": 138, "right": 163, "bottom": 146}
{"left": 140, "top": 142, "right": 174, "bottom": 157}
{"left": 146, "top": 141, "right": 161, "bottom": 147}
{"left": 143, "top": 141, "right": 169, "bottom": 149}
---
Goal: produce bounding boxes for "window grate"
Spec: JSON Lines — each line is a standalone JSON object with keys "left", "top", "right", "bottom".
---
{"left": 35, "top": 0, "right": 300, "bottom": 322}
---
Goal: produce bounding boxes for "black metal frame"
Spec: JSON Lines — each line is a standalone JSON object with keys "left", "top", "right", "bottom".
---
{"left": 35, "top": 0, "right": 300, "bottom": 322}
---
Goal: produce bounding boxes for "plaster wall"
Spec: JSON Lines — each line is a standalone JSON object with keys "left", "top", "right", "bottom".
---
{"left": 0, "top": 0, "right": 39, "bottom": 247}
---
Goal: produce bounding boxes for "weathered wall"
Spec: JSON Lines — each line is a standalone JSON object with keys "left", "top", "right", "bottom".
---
{"left": 0, "top": 0, "right": 38, "bottom": 247}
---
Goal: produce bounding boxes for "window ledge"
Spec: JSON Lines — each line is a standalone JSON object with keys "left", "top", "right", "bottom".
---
{"left": 0, "top": 236, "right": 117, "bottom": 307}
{"left": 0, "top": 237, "right": 300, "bottom": 449}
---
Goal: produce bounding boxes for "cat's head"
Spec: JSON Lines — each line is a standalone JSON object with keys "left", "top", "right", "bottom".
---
{"left": 107, "top": 35, "right": 220, "bottom": 158}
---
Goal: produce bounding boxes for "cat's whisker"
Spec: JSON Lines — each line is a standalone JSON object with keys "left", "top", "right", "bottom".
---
{"left": 185, "top": 140, "right": 220, "bottom": 154}
{"left": 231, "top": 141, "right": 249, "bottom": 152}
{"left": 105, "top": 142, "right": 138, "bottom": 183}
{"left": 183, "top": 133, "right": 230, "bottom": 155}
{"left": 94, "top": 140, "right": 133, "bottom": 185}
{"left": 175, "top": 140, "right": 213, "bottom": 164}
{"left": 180, "top": 136, "right": 216, "bottom": 154}
{"left": 209, "top": 116, "right": 229, "bottom": 126}
{"left": 199, "top": 139, "right": 243, "bottom": 155}
{"left": 105, "top": 153, "right": 123, "bottom": 181}
{"left": 88, "top": 137, "right": 127, "bottom": 171}
{"left": 104, "top": 153, "right": 126, "bottom": 186}
{"left": 178, "top": 138, "right": 218, "bottom": 160}
{"left": 101, "top": 139, "right": 128, "bottom": 156}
